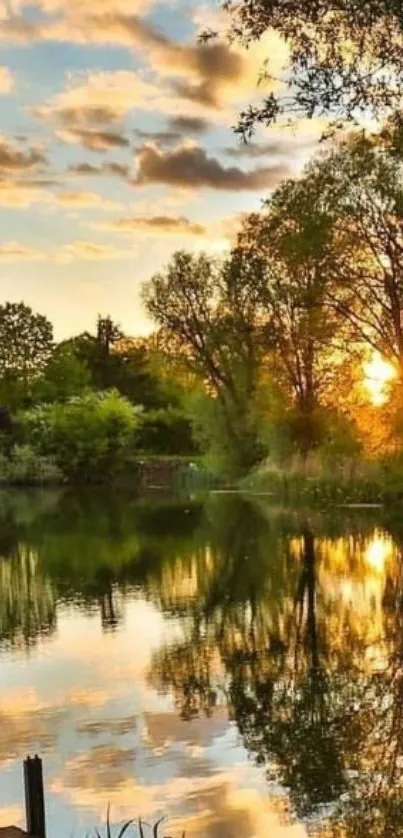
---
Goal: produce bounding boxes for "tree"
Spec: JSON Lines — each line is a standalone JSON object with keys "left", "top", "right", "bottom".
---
{"left": 212, "top": 0, "right": 403, "bottom": 134}
{"left": 234, "top": 170, "right": 349, "bottom": 450}
{"left": 22, "top": 391, "right": 140, "bottom": 483}
{"left": 143, "top": 251, "right": 267, "bottom": 474}
{"left": 34, "top": 345, "right": 92, "bottom": 403}
{"left": 64, "top": 318, "right": 166, "bottom": 408}
{"left": 306, "top": 135, "right": 403, "bottom": 374}
{"left": 0, "top": 302, "right": 53, "bottom": 408}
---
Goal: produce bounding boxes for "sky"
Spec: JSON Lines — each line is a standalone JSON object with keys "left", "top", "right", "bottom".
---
{"left": 0, "top": 0, "right": 323, "bottom": 339}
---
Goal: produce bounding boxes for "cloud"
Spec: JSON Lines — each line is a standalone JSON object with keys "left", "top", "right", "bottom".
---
{"left": 134, "top": 142, "right": 290, "bottom": 191}
{"left": 0, "top": 137, "right": 47, "bottom": 173}
{"left": 133, "top": 116, "right": 210, "bottom": 148}
{"left": 0, "top": 806, "right": 23, "bottom": 829}
{"left": 0, "top": 241, "right": 47, "bottom": 261}
{"left": 62, "top": 240, "right": 137, "bottom": 260}
{"left": 0, "top": 239, "right": 137, "bottom": 262}
{"left": 98, "top": 214, "right": 207, "bottom": 236}
{"left": 169, "top": 115, "right": 210, "bottom": 134}
{"left": 19, "top": 14, "right": 287, "bottom": 122}
{"left": 68, "top": 161, "right": 130, "bottom": 178}
{"left": 57, "top": 127, "right": 130, "bottom": 152}
{"left": 133, "top": 128, "right": 182, "bottom": 145}
{"left": 224, "top": 136, "right": 318, "bottom": 158}
{"left": 0, "top": 180, "right": 51, "bottom": 207}
{"left": 32, "top": 0, "right": 152, "bottom": 12}
{"left": 54, "top": 190, "right": 122, "bottom": 210}
{"left": 0, "top": 65, "right": 15, "bottom": 94}
{"left": 0, "top": 4, "right": 289, "bottom": 134}
{"left": 34, "top": 71, "right": 165, "bottom": 126}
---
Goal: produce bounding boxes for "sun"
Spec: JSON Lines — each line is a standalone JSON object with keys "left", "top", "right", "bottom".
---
{"left": 363, "top": 352, "right": 396, "bottom": 405}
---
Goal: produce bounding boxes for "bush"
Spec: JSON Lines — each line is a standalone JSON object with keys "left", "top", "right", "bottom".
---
{"left": 188, "top": 391, "right": 267, "bottom": 479}
{"left": 0, "top": 445, "right": 61, "bottom": 485}
{"left": 136, "top": 407, "right": 197, "bottom": 455}
{"left": 21, "top": 390, "right": 140, "bottom": 483}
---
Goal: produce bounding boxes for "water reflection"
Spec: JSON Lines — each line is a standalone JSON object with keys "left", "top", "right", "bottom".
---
{"left": 1, "top": 491, "right": 403, "bottom": 836}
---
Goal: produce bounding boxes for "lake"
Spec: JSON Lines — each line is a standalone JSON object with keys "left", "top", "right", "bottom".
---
{"left": 0, "top": 489, "right": 402, "bottom": 838}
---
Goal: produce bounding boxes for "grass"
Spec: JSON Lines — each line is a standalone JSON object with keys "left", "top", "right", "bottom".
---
{"left": 241, "top": 452, "right": 403, "bottom": 506}
{"left": 94, "top": 808, "right": 185, "bottom": 838}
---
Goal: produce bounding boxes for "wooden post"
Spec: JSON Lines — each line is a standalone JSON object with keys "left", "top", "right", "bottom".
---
{"left": 23, "top": 756, "right": 46, "bottom": 838}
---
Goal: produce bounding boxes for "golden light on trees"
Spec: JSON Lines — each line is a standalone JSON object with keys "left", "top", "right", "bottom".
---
{"left": 363, "top": 352, "right": 396, "bottom": 406}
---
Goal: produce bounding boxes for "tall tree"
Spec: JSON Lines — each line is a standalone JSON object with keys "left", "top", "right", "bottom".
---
{"left": 234, "top": 171, "right": 348, "bottom": 449}
{"left": 144, "top": 251, "right": 267, "bottom": 473}
{"left": 212, "top": 0, "right": 403, "bottom": 134}
{"left": 305, "top": 135, "right": 403, "bottom": 375}
{"left": 63, "top": 318, "right": 164, "bottom": 408}
{"left": 0, "top": 302, "right": 53, "bottom": 380}
{"left": 0, "top": 302, "right": 53, "bottom": 409}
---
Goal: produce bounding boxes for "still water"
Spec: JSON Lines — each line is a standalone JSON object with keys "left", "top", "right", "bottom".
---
{"left": 0, "top": 489, "right": 403, "bottom": 837}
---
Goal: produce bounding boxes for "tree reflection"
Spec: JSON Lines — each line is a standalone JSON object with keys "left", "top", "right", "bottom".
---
{"left": 149, "top": 500, "right": 403, "bottom": 835}
{"left": 3, "top": 490, "right": 403, "bottom": 834}
{"left": 0, "top": 543, "right": 56, "bottom": 647}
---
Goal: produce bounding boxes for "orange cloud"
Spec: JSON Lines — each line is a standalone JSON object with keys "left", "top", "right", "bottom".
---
{"left": 98, "top": 214, "right": 207, "bottom": 236}
{"left": 34, "top": 71, "right": 168, "bottom": 125}
{"left": 0, "top": 65, "right": 15, "bottom": 93}
{"left": 0, "top": 137, "right": 47, "bottom": 173}
{"left": 54, "top": 190, "right": 122, "bottom": 210}
{"left": 0, "top": 239, "right": 138, "bottom": 262}
{"left": 61, "top": 240, "right": 137, "bottom": 260}
{"left": 0, "top": 241, "right": 48, "bottom": 261}
{"left": 56, "top": 126, "right": 130, "bottom": 151}
{"left": 0, "top": 180, "right": 51, "bottom": 207}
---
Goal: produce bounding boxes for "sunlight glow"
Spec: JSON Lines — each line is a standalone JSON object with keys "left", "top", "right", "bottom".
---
{"left": 364, "top": 535, "right": 393, "bottom": 573}
{"left": 363, "top": 352, "right": 396, "bottom": 405}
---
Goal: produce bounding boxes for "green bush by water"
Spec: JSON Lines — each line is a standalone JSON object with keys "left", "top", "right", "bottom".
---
{"left": 0, "top": 445, "right": 61, "bottom": 485}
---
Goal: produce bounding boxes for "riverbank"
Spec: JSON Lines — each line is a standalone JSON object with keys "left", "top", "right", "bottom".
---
{"left": 0, "top": 450, "right": 215, "bottom": 491}
{"left": 241, "top": 458, "right": 403, "bottom": 506}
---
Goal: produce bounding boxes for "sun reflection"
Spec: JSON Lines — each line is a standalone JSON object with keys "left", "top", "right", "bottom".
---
{"left": 364, "top": 534, "right": 393, "bottom": 573}
{"left": 363, "top": 352, "right": 396, "bottom": 405}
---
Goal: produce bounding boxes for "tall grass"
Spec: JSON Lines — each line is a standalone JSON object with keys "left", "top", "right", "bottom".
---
{"left": 241, "top": 452, "right": 402, "bottom": 505}
{"left": 94, "top": 808, "right": 185, "bottom": 838}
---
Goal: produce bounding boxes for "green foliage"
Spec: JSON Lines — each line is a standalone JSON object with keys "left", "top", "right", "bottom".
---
{"left": 136, "top": 406, "right": 197, "bottom": 455}
{"left": 64, "top": 318, "right": 165, "bottom": 408}
{"left": 144, "top": 251, "right": 267, "bottom": 475}
{"left": 215, "top": 0, "right": 403, "bottom": 132}
{"left": 0, "top": 302, "right": 54, "bottom": 411}
{"left": 187, "top": 390, "right": 267, "bottom": 479}
{"left": 304, "top": 135, "right": 403, "bottom": 367}
{"left": 34, "top": 345, "right": 92, "bottom": 403}
{"left": 269, "top": 406, "right": 361, "bottom": 463}
{"left": 21, "top": 391, "right": 140, "bottom": 483}
{"left": 0, "top": 301, "right": 53, "bottom": 382}
{"left": 0, "top": 445, "right": 61, "bottom": 485}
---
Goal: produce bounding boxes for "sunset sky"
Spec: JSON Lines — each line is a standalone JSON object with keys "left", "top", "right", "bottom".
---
{"left": 0, "top": 0, "right": 322, "bottom": 338}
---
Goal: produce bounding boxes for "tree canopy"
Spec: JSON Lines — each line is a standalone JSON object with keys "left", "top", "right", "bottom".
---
{"left": 214, "top": 0, "right": 403, "bottom": 134}
{"left": 0, "top": 302, "right": 53, "bottom": 381}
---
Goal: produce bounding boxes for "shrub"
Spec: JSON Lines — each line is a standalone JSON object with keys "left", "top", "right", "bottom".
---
{"left": 21, "top": 390, "right": 140, "bottom": 483}
{"left": 188, "top": 390, "right": 266, "bottom": 479}
{"left": 136, "top": 406, "right": 197, "bottom": 455}
{"left": 0, "top": 444, "right": 61, "bottom": 485}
